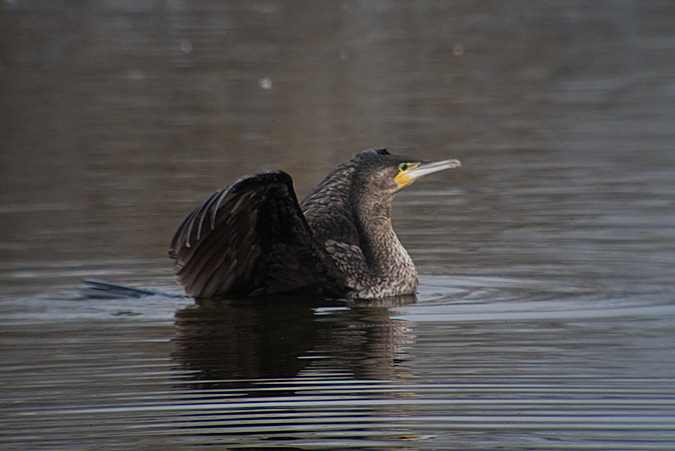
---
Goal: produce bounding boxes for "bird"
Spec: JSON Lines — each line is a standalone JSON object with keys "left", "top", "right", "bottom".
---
{"left": 169, "top": 148, "right": 461, "bottom": 299}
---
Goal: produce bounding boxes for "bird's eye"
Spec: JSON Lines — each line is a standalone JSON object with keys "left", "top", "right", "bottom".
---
{"left": 399, "top": 163, "right": 409, "bottom": 171}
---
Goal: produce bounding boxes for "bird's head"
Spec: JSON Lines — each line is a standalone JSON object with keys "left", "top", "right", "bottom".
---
{"left": 351, "top": 148, "right": 461, "bottom": 197}
{"left": 393, "top": 158, "right": 462, "bottom": 190}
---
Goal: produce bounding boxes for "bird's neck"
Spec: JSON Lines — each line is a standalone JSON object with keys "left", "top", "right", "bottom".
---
{"left": 353, "top": 194, "right": 414, "bottom": 276}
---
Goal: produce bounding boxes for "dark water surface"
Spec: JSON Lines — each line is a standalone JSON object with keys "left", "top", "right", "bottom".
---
{"left": 2, "top": 1, "right": 675, "bottom": 449}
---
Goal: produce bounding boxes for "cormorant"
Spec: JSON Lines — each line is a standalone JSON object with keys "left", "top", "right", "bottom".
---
{"left": 169, "top": 148, "right": 461, "bottom": 299}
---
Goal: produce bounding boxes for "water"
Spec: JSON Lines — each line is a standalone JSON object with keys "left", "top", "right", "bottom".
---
{"left": 2, "top": 1, "right": 675, "bottom": 449}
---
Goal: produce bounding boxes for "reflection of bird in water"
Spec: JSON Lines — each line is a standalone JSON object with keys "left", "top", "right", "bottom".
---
{"left": 173, "top": 295, "right": 416, "bottom": 383}
{"left": 169, "top": 148, "right": 460, "bottom": 299}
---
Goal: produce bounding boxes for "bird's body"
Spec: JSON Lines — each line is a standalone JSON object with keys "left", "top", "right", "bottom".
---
{"left": 169, "top": 148, "right": 460, "bottom": 299}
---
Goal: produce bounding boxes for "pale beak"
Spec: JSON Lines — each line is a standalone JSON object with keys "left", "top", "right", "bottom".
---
{"left": 395, "top": 159, "right": 461, "bottom": 188}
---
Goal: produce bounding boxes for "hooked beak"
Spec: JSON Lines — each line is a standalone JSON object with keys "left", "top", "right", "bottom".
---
{"left": 394, "top": 158, "right": 461, "bottom": 189}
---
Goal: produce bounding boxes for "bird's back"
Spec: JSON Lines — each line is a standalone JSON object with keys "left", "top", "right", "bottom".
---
{"left": 301, "top": 148, "right": 391, "bottom": 246}
{"left": 300, "top": 163, "right": 358, "bottom": 246}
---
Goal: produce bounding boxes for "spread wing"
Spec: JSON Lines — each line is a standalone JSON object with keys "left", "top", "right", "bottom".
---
{"left": 169, "top": 171, "right": 344, "bottom": 298}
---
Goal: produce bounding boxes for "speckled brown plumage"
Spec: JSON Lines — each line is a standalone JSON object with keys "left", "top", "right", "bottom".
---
{"left": 169, "top": 148, "right": 460, "bottom": 299}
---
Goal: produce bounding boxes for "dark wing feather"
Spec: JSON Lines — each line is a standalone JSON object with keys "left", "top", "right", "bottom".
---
{"left": 169, "top": 171, "right": 344, "bottom": 298}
